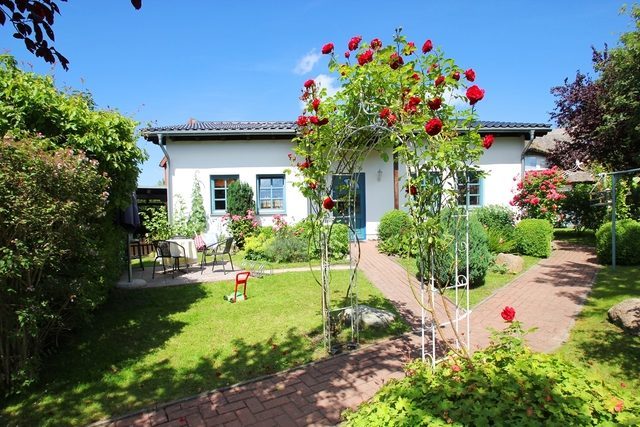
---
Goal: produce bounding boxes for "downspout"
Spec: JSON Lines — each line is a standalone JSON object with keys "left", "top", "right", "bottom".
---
{"left": 157, "top": 133, "right": 173, "bottom": 223}
{"left": 520, "top": 129, "right": 535, "bottom": 180}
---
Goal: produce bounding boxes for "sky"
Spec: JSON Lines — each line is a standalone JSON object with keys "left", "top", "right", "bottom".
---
{"left": 1, "top": 1, "right": 634, "bottom": 186}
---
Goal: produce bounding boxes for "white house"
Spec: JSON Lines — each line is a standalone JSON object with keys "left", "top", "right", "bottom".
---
{"left": 143, "top": 120, "right": 551, "bottom": 240}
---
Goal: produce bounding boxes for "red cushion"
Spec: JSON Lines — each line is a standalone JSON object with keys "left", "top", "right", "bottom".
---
{"left": 194, "top": 235, "right": 206, "bottom": 251}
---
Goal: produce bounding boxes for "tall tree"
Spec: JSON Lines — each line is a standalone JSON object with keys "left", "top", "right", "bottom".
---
{"left": 549, "top": 5, "right": 640, "bottom": 171}
{"left": 0, "top": 0, "right": 141, "bottom": 70}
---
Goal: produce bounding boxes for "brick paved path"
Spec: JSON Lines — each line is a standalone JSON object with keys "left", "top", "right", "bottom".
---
{"left": 100, "top": 241, "right": 599, "bottom": 427}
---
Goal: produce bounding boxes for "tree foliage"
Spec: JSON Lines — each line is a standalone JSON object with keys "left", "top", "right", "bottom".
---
{"left": 0, "top": 0, "right": 142, "bottom": 70}
{"left": 549, "top": 5, "right": 640, "bottom": 171}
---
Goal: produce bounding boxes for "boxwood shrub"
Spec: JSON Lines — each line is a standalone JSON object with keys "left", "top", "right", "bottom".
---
{"left": 514, "top": 219, "right": 554, "bottom": 257}
{"left": 377, "top": 210, "right": 413, "bottom": 257}
{"left": 596, "top": 219, "right": 640, "bottom": 265}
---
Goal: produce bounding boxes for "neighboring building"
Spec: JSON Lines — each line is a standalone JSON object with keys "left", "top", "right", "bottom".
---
{"left": 143, "top": 120, "right": 551, "bottom": 240}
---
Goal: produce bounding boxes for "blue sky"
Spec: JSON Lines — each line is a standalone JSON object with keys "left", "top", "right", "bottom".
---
{"left": 1, "top": 1, "right": 633, "bottom": 186}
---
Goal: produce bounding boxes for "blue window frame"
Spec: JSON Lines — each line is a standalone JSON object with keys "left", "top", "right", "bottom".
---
{"left": 257, "top": 175, "right": 285, "bottom": 213}
{"left": 457, "top": 171, "right": 483, "bottom": 207}
{"left": 210, "top": 175, "right": 238, "bottom": 214}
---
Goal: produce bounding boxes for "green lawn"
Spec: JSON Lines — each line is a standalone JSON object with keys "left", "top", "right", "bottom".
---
{"left": 556, "top": 266, "right": 640, "bottom": 391}
{"left": 0, "top": 270, "right": 406, "bottom": 426}
{"left": 395, "top": 255, "right": 541, "bottom": 307}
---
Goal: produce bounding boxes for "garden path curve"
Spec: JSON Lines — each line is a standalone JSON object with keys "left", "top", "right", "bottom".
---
{"left": 99, "top": 241, "right": 599, "bottom": 427}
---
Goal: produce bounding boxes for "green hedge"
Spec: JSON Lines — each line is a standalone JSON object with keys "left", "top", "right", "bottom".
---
{"left": 377, "top": 210, "right": 413, "bottom": 257}
{"left": 596, "top": 219, "right": 640, "bottom": 265}
{"left": 514, "top": 219, "right": 554, "bottom": 257}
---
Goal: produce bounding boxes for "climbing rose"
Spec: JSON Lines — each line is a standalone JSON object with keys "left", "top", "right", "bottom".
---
{"left": 370, "top": 38, "right": 382, "bottom": 49}
{"left": 296, "top": 115, "right": 308, "bottom": 126}
{"left": 404, "top": 96, "right": 421, "bottom": 114}
{"left": 411, "top": 73, "right": 420, "bottom": 81}
{"left": 308, "top": 181, "right": 317, "bottom": 190}
{"left": 424, "top": 118, "right": 443, "bottom": 136}
{"left": 386, "top": 113, "right": 397, "bottom": 127}
{"left": 403, "top": 41, "right": 416, "bottom": 55}
{"left": 297, "top": 160, "right": 310, "bottom": 170}
{"left": 451, "top": 364, "right": 461, "bottom": 372}
{"left": 422, "top": 39, "right": 433, "bottom": 53}
{"left": 482, "top": 134, "right": 494, "bottom": 149}
{"left": 309, "top": 116, "right": 319, "bottom": 125}
{"left": 501, "top": 306, "right": 516, "bottom": 322}
{"left": 304, "top": 79, "right": 315, "bottom": 89}
{"left": 358, "top": 49, "right": 374, "bottom": 66}
{"left": 344, "top": 51, "right": 350, "bottom": 58}
{"left": 321, "top": 43, "right": 334, "bottom": 54}
{"left": 379, "top": 107, "right": 391, "bottom": 119}
{"left": 435, "top": 75, "right": 445, "bottom": 86}
{"left": 312, "top": 98, "right": 321, "bottom": 111}
{"left": 389, "top": 52, "right": 404, "bottom": 70}
{"left": 323, "top": 196, "right": 335, "bottom": 210}
{"left": 452, "top": 71, "right": 460, "bottom": 81}
{"left": 348, "top": 35, "right": 362, "bottom": 51}
{"left": 464, "top": 68, "right": 476, "bottom": 82}
{"left": 317, "top": 117, "right": 329, "bottom": 126}
{"left": 427, "top": 97, "right": 442, "bottom": 110}
{"left": 466, "top": 85, "right": 485, "bottom": 105}
{"left": 406, "top": 185, "right": 417, "bottom": 196}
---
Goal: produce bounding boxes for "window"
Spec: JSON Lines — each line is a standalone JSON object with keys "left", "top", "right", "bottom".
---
{"left": 524, "top": 155, "right": 547, "bottom": 171}
{"left": 457, "top": 172, "right": 482, "bottom": 206}
{"left": 210, "top": 175, "right": 238, "bottom": 214}
{"left": 257, "top": 175, "right": 285, "bottom": 213}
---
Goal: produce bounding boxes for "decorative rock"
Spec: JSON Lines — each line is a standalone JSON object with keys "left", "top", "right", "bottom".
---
{"left": 495, "top": 253, "right": 525, "bottom": 274}
{"left": 340, "top": 305, "right": 396, "bottom": 329}
{"left": 608, "top": 298, "right": 640, "bottom": 336}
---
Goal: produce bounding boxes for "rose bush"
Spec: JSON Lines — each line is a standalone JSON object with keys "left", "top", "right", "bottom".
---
{"left": 511, "top": 167, "right": 567, "bottom": 223}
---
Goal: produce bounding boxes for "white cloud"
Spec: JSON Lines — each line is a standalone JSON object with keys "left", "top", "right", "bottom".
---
{"left": 293, "top": 50, "right": 321, "bottom": 75}
{"left": 443, "top": 86, "right": 467, "bottom": 108}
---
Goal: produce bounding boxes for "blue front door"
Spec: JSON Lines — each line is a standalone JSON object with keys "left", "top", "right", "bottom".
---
{"left": 332, "top": 173, "right": 366, "bottom": 241}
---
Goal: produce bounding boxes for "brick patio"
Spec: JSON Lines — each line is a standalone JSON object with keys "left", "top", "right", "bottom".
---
{"left": 98, "top": 241, "right": 599, "bottom": 427}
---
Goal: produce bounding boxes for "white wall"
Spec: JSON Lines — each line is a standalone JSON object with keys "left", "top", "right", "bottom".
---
{"left": 166, "top": 138, "right": 308, "bottom": 238}
{"left": 164, "top": 135, "right": 526, "bottom": 240}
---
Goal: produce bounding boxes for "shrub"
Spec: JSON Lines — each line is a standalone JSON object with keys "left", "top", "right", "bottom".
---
{"left": 377, "top": 210, "right": 413, "bottom": 256}
{"left": 294, "top": 219, "right": 350, "bottom": 261}
{"left": 596, "top": 219, "right": 640, "bottom": 265}
{"left": 511, "top": 167, "right": 566, "bottom": 223}
{"left": 226, "top": 181, "right": 255, "bottom": 216}
{"left": 344, "top": 320, "right": 639, "bottom": 426}
{"left": 263, "top": 234, "right": 308, "bottom": 263}
{"left": 561, "top": 183, "right": 606, "bottom": 231}
{"left": 514, "top": 219, "right": 554, "bottom": 257}
{"left": 0, "top": 138, "right": 110, "bottom": 394}
{"left": 417, "top": 212, "right": 492, "bottom": 287}
{"left": 486, "top": 228, "right": 516, "bottom": 254}
{"left": 472, "top": 204, "right": 515, "bottom": 234}
{"left": 244, "top": 227, "right": 275, "bottom": 260}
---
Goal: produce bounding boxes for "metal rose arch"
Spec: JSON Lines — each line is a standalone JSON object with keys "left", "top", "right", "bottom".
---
{"left": 289, "top": 29, "right": 492, "bottom": 364}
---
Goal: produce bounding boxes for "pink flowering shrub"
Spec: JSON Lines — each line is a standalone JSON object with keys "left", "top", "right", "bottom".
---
{"left": 511, "top": 167, "right": 567, "bottom": 223}
{"left": 221, "top": 209, "right": 259, "bottom": 249}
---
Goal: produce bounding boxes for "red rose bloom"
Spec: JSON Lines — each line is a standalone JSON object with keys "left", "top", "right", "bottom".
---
{"left": 501, "top": 306, "right": 516, "bottom": 322}
{"left": 323, "top": 196, "right": 335, "bottom": 210}
{"left": 408, "top": 185, "right": 418, "bottom": 196}
{"left": 317, "top": 117, "right": 329, "bottom": 126}
{"left": 379, "top": 107, "right": 391, "bottom": 119}
{"left": 435, "top": 75, "right": 445, "bottom": 86}
{"left": 344, "top": 51, "right": 350, "bottom": 58}
{"left": 386, "top": 113, "right": 397, "bottom": 127}
{"left": 389, "top": 52, "right": 404, "bottom": 70}
{"left": 466, "top": 85, "right": 485, "bottom": 105}
{"left": 452, "top": 71, "right": 460, "bottom": 81}
{"left": 370, "top": 38, "right": 382, "bottom": 49}
{"left": 309, "top": 116, "right": 319, "bottom": 125}
{"left": 422, "top": 39, "right": 433, "bottom": 53}
{"left": 424, "top": 118, "right": 443, "bottom": 136}
{"left": 312, "top": 98, "right": 321, "bottom": 111}
{"left": 321, "top": 42, "right": 334, "bottom": 54}
{"left": 304, "top": 79, "right": 315, "bottom": 89}
{"left": 464, "top": 68, "right": 476, "bottom": 82}
{"left": 404, "top": 96, "right": 421, "bottom": 114}
{"left": 358, "top": 49, "right": 374, "bottom": 66}
{"left": 411, "top": 73, "right": 420, "bottom": 81}
{"left": 482, "top": 134, "right": 494, "bottom": 149}
{"left": 296, "top": 115, "right": 308, "bottom": 126}
{"left": 308, "top": 181, "right": 317, "bottom": 190}
{"left": 427, "top": 97, "right": 442, "bottom": 111}
{"left": 348, "top": 35, "right": 362, "bottom": 51}
{"left": 297, "top": 161, "right": 309, "bottom": 170}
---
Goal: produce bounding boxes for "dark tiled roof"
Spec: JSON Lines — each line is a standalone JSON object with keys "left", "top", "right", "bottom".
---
{"left": 142, "top": 120, "right": 551, "bottom": 142}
